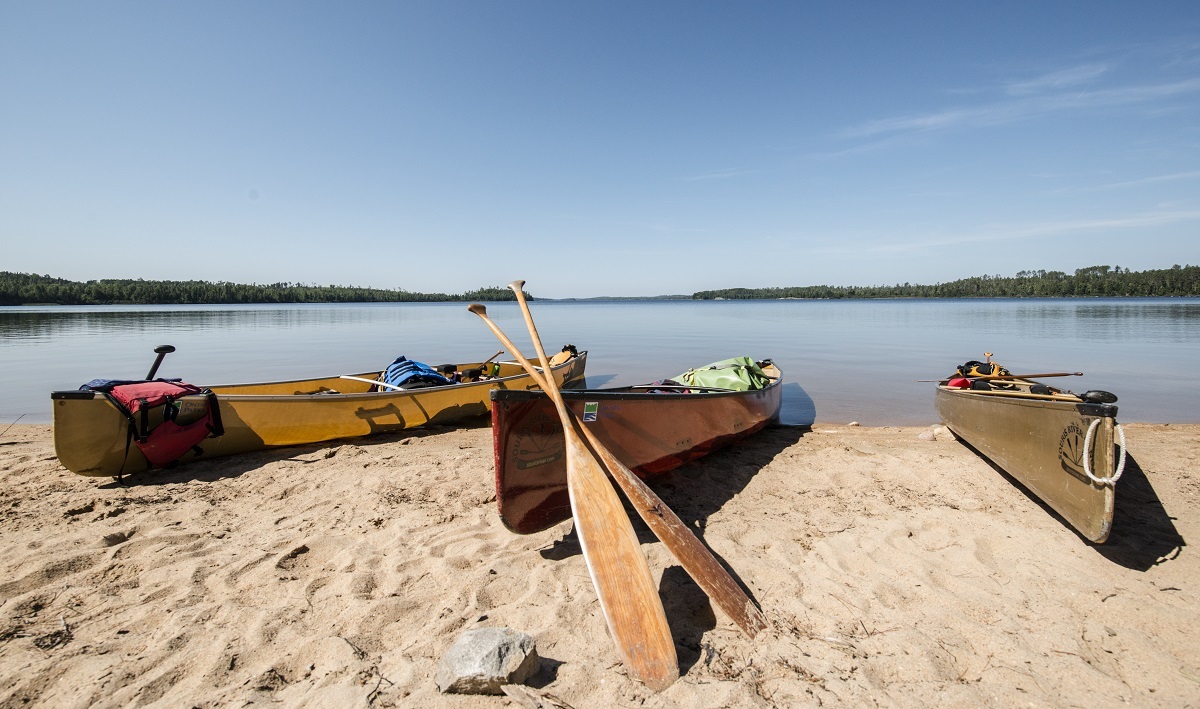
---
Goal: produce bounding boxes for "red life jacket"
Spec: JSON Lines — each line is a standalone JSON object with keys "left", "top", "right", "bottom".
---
{"left": 94, "top": 380, "right": 224, "bottom": 472}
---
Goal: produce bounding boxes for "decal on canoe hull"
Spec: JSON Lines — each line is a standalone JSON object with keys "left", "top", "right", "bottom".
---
{"left": 1058, "top": 421, "right": 1089, "bottom": 483}
{"left": 512, "top": 412, "right": 564, "bottom": 470}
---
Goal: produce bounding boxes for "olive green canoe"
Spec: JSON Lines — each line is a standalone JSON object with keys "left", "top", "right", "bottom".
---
{"left": 935, "top": 368, "right": 1126, "bottom": 543}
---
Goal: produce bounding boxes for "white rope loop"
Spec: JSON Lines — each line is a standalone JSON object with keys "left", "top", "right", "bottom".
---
{"left": 1082, "top": 418, "right": 1127, "bottom": 485}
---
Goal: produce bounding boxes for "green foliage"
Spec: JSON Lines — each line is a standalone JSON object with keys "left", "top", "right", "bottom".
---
{"left": 692, "top": 265, "right": 1200, "bottom": 300}
{"left": 4, "top": 266, "right": 1197, "bottom": 304}
{"left": 0, "top": 273, "right": 530, "bottom": 306}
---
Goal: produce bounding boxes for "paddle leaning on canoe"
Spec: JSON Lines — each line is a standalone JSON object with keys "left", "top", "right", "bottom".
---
{"left": 51, "top": 346, "right": 586, "bottom": 478}
{"left": 932, "top": 355, "right": 1126, "bottom": 543}
{"left": 468, "top": 282, "right": 769, "bottom": 692}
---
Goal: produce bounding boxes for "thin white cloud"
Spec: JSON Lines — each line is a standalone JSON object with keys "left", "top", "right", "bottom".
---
{"left": 641, "top": 221, "right": 707, "bottom": 234}
{"left": 1163, "top": 41, "right": 1200, "bottom": 68}
{"left": 1005, "top": 63, "right": 1110, "bottom": 95}
{"left": 682, "top": 168, "right": 755, "bottom": 182}
{"left": 842, "top": 77, "right": 1200, "bottom": 139}
{"left": 1059, "top": 170, "right": 1200, "bottom": 193}
{"left": 806, "top": 132, "right": 929, "bottom": 159}
{"left": 814, "top": 209, "right": 1200, "bottom": 255}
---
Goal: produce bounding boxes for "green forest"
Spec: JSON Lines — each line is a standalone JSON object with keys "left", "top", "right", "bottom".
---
{"left": 0, "top": 273, "right": 526, "bottom": 306}
{"left": 2, "top": 264, "right": 1197, "bottom": 305}
{"left": 692, "top": 265, "right": 1200, "bottom": 300}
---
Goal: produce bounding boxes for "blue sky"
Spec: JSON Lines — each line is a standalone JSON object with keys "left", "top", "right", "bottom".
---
{"left": 3, "top": 2, "right": 1198, "bottom": 298}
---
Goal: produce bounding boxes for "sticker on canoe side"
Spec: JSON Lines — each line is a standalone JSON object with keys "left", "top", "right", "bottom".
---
{"left": 1058, "top": 421, "right": 1089, "bottom": 483}
{"left": 513, "top": 413, "right": 563, "bottom": 470}
{"left": 582, "top": 402, "right": 599, "bottom": 422}
{"left": 174, "top": 398, "right": 210, "bottom": 425}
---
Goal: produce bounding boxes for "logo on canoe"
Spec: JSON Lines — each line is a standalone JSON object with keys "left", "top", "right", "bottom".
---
{"left": 512, "top": 412, "right": 563, "bottom": 470}
{"left": 582, "top": 402, "right": 599, "bottom": 422}
{"left": 1058, "top": 421, "right": 1088, "bottom": 482}
{"left": 174, "top": 398, "right": 211, "bottom": 425}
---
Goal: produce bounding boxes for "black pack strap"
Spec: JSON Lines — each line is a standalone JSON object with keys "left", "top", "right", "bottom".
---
{"left": 94, "top": 389, "right": 137, "bottom": 485}
{"left": 137, "top": 399, "right": 151, "bottom": 442}
{"left": 116, "top": 421, "right": 135, "bottom": 485}
{"left": 204, "top": 391, "right": 224, "bottom": 437}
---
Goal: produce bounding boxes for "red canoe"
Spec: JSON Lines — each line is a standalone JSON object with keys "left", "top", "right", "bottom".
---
{"left": 490, "top": 360, "right": 783, "bottom": 534}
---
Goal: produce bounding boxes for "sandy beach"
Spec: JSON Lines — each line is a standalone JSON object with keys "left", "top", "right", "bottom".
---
{"left": 1, "top": 420, "right": 1196, "bottom": 707}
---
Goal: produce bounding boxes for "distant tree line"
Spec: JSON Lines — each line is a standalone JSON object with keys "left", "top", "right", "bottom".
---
{"left": 0, "top": 272, "right": 527, "bottom": 305}
{"left": 5, "top": 265, "right": 1198, "bottom": 305}
{"left": 693, "top": 265, "right": 1200, "bottom": 300}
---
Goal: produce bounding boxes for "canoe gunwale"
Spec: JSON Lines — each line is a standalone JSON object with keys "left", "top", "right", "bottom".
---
{"left": 935, "top": 385, "right": 1119, "bottom": 419}
{"left": 490, "top": 384, "right": 780, "bottom": 405}
{"left": 492, "top": 361, "right": 784, "bottom": 405}
{"left": 51, "top": 355, "right": 586, "bottom": 403}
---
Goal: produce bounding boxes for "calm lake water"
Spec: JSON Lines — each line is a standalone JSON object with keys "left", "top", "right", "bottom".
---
{"left": 2, "top": 298, "right": 1198, "bottom": 426}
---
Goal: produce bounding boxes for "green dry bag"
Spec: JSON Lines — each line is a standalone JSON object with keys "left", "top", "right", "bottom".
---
{"left": 673, "top": 356, "right": 772, "bottom": 391}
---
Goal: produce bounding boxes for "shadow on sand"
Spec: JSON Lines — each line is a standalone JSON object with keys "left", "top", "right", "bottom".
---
{"left": 959, "top": 441, "right": 1184, "bottom": 571}
{"left": 537, "top": 424, "right": 809, "bottom": 672}
{"left": 97, "top": 417, "right": 493, "bottom": 489}
{"left": 1094, "top": 453, "right": 1185, "bottom": 570}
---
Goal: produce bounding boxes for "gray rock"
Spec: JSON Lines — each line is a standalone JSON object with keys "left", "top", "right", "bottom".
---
{"left": 435, "top": 627, "right": 539, "bottom": 694}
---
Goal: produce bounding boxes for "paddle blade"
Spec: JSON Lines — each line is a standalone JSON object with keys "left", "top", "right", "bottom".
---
{"left": 574, "top": 419, "right": 768, "bottom": 638}
{"left": 564, "top": 435, "right": 679, "bottom": 691}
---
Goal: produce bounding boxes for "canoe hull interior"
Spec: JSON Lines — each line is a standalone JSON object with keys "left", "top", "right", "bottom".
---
{"left": 52, "top": 352, "right": 587, "bottom": 477}
{"left": 492, "top": 364, "right": 783, "bottom": 534}
{"left": 935, "top": 384, "right": 1118, "bottom": 543}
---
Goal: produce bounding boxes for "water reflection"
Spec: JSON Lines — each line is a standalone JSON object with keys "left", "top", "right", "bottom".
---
{"left": 0, "top": 305, "right": 439, "bottom": 342}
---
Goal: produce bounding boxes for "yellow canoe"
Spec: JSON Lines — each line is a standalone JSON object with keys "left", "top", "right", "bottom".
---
{"left": 51, "top": 351, "right": 587, "bottom": 477}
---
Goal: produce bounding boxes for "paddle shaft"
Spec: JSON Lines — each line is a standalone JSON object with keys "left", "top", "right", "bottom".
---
{"left": 339, "top": 374, "right": 404, "bottom": 391}
{"left": 468, "top": 300, "right": 679, "bottom": 691}
{"left": 941, "top": 386, "right": 1081, "bottom": 402}
{"left": 505, "top": 284, "right": 767, "bottom": 638}
{"left": 918, "top": 371, "right": 1083, "bottom": 383}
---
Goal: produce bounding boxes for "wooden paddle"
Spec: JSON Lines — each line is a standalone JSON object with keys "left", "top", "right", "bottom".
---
{"left": 941, "top": 387, "right": 1081, "bottom": 402}
{"left": 339, "top": 374, "right": 404, "bottom": 391}
{"left": 504, "top": 281, "right": 768, "bottom": 638}
{"left": 467, "top": 303, "right": 679, "bottom": 691}
{"left": 917, "top": 372, "right": 1082, "bottom": 382}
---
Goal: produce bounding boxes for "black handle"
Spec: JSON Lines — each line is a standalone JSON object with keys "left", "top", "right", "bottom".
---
{"left": 146, "top": 345, "right": 176, "bottom": 379}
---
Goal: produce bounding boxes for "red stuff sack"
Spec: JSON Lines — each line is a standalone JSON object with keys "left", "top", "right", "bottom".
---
{"left": 96, "top": 380, "right": 224, "bottom": 470}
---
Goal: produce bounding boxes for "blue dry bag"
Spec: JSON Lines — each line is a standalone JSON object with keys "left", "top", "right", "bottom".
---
{"left": 378, "top": 356, "right": 453, "bottom": 390}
